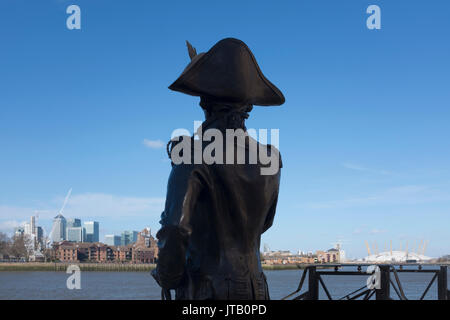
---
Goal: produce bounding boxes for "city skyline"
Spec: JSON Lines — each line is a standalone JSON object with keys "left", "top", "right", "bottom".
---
{"left": 48, "top": 213, "right": 100, "bottom": 244}
{"left": 4, "top": 213, "right": 438, "bottom": 260}
{"left": 48, "top": 214, "right": 148, "bottom": 247}
{"left": 7, "top": 212, "right": 153, "bottom": 247}
{"left": 10, "top": 214, "right": 156, "bottom": 250}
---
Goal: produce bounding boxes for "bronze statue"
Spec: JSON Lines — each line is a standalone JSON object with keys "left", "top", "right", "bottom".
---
{"left": 152, "top": 38, "right": 285, "bottom": 300}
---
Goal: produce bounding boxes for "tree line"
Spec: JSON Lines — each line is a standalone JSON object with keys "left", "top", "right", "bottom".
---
{"left": 0, "top": 231, "right": 32, "bottom": 260}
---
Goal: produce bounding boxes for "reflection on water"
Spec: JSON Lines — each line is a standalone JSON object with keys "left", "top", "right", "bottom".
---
{"left": 0, "top": 266, "right": 447, "bottom": 300}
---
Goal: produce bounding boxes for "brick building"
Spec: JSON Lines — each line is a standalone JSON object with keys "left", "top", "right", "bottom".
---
{"left": 52, "top": 228, "right": 158, "bottom": 263}
{"left": 316, "top": 248, "right": 340, "bottom": 263}
{"left": 131, "top": 228, "right": 158, "bottom": 263}
{"left": 113, "top": 245, "right": 133, "bottom": 262}
{"left": 55, "top": 241, "right": 78, "bottom": 262}
{"left": 261, "top": 247, "right": 343, "bottom": 265}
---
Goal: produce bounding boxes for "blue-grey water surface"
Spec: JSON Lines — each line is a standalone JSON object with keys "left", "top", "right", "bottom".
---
{"left": 0, "top": 266, "right": 448, "bottom": 300}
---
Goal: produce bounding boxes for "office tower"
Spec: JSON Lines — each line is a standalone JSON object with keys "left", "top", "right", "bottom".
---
{"left": 30, "top": 216, "right": 36, "bottom": 235}
{"left": 66, "top": 218, "right": 83, "bottom": 242}
{"left": 67, "top": 226, "right": 84, "bottom": 242}
{"left": 35, "top": 226, "right": 43, "bottom": 244}
{"left": 23, "top": 215, "right": 38, "bottom": 236}
{"left": 67, "top": 218, "right": 81, "bottom": 228}
{"left": 24, "top": 223, "right": 30, "bottom": 235}
{"left": 51, "top": 214, "right": 67, "bottom": 243}
{"left": 24, "top": 222, "right": 32, "bottom": 235}
{"left": 104, "top": 235, "right": 121, "bottom": 246}
{"left": 121, "top": 231, "right": 138, "bottom": 246}
{"left": 84, "top": 221, "right": 99, "bottom": 243}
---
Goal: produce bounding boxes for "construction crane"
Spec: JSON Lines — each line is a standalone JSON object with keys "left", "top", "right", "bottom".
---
{"left": 46, "top": 188, "right": 72, "bottom": 247}
{"left": 59, "top": 188, "right": 72, "bottom": 216}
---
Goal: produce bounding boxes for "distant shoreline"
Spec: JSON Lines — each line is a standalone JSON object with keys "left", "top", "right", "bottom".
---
{"left": 0, "top": 262, "right": 302, "bottom": 272}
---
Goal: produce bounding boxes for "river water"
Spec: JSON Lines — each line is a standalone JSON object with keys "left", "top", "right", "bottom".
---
{"left": 0, "top": 266, "right": 447, "bottom": 300}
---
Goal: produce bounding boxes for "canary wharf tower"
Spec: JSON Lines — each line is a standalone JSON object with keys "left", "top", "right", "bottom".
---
{"left": 51, "top": 214, "right": 66, "bottom": 243}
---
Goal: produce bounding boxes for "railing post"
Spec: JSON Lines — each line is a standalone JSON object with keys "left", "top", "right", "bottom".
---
{"left": 307, "top": 266, "right": 319, "bottom": 300}
{"left": 438, "top": 266, "right": 448, "bottom": 300}
{"left": 376, "top": 265, "right": 391, "bottom": 300}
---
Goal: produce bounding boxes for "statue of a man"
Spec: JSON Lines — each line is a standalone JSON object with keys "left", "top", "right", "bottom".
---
{"left": 152, "top": 38, "right": 285, "bottom": 300}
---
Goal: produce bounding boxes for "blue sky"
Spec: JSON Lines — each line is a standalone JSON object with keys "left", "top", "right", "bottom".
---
{"left": 0, "top": 0, "right": 449, "bottom": 258}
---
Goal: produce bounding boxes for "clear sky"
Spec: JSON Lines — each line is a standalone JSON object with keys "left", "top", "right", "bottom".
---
{"left": 1, "top": 0, "right": 449, "bottom": 258}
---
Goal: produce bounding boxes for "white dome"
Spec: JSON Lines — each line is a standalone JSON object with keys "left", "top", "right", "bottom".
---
{"left": 363, "top": 251, "right": 432, "bottom": 263}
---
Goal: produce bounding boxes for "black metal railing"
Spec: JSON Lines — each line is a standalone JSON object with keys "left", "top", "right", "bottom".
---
{"left": 282, "top": 264, "right": 449, "bottom": 300}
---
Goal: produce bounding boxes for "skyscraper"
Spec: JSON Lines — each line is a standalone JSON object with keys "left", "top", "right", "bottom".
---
{"left": 66, "top": 218, "right": 81, "bottom": 228}
{"left": 24, "top": 222, "right": 32, "bottom": 235}
{"left": 67, "top": 226, "right": 84, "bottom": 242}
{"left": 30, "top": 216, "right": 35, "bottom": 235}
{"left": 84, "top": 221, "right": 99, "bottom": 243}
{"left": 51, "top": 214, "right": 66, "bottom": 243}
{"left": 24, "top": 216, "right": 37, "bottom": 236}
{"left": 104, "top": 235, "right": 121, "bottom": 246}
{"left": 121, "top": 231, "right": 138, "bottom": 246}
{"left": 35, "top": 226, "right": 43, "bottom": 244}
{"left": 66, "top": 218, "right": 83, "bottom": 242}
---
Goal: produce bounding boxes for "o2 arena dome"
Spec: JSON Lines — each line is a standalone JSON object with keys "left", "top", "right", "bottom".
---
{"left": 360, "top": 240, "right": 432, "bottom": 263}
{"left": 362, "top": 251, "right": 432, "bottom": 263}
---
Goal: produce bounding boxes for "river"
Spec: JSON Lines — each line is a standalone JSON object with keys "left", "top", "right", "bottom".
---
{"left": 0, "top": 266, "right": 447, "bottom": 300}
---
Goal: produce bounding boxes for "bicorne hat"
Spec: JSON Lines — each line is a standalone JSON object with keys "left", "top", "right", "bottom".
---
{"left": 168, "top": 38, "right": 285, "bottom": 106}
